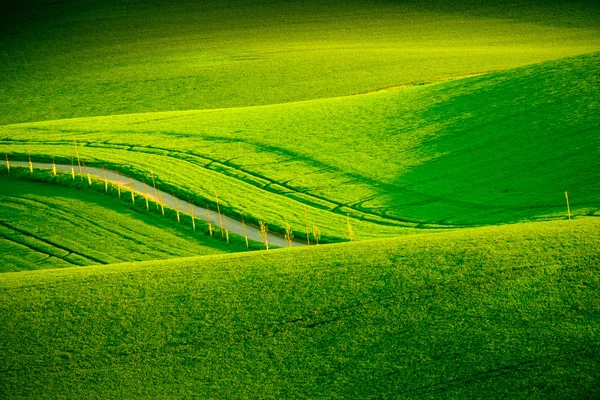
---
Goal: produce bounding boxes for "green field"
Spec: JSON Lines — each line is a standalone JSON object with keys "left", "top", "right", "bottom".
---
{"left": 1, "top": 0, "right": 599, "bottom": 397}
{"left": 1, "top": 218, "right": 599, "bottom": 398}
{"left": 2, "top": 0, "right": 600, "bottom": 125}
{"left": 0, "top": 174, "right": 254, "bottom": 272}
{"left": 2, "top": 53, "right": 599, "bottom": 240}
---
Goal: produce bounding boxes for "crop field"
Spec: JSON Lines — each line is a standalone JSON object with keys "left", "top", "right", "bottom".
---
{"left": 2, "top": 53, "right": 599, "bottom": 240}
{"left": 1, "top": 218, "right": 599, "bottom": 398}
{"left": 1, "top": 0, "right": 599, "bottom": 397}
{"left": 0, "top": 173, "right": 252, "bottom": 272}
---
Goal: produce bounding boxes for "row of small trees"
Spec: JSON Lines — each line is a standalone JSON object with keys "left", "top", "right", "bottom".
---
{"left": 5, "top": 150, "right": 576, "bottom": 251}
{"left": 5, "top": 151, "right": 357, "bottom": 250}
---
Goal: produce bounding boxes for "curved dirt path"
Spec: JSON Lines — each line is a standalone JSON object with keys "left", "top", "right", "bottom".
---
{"left": 11, "top": 161, "right": 307, "bottom": 248}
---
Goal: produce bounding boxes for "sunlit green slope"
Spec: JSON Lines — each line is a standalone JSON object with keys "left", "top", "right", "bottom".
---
{"left": 0, "top": 175, "right": 250, "bottom": 272}
{"left": 2, "top": 53, "right": 598, "bottom": 239}
{"left": 1, "top": 218, "right": 598, "bottom": 398}
{"left": 1, "top": 0, "right": 599, "bottom": 124}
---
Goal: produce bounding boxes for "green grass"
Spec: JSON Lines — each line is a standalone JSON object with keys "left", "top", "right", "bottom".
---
{"left": 1, "top": 217, "right": 598, "bottom": 398}
{"left": 2, "top": 53, "right": 599, "bottom": 240}
{"left": 2, "top": 1, "right": 599, "bottom": 396}
{"left": 1, "top": 0, "right": 599, "bottom": 125}
{"left": 0, "top": 172, "right": 257, "bottom": 272}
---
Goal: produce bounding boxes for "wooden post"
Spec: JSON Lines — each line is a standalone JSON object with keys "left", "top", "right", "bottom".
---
{"left": 70, "top": 159, "right": 75, "bottom": 180}
{"left": 304, "top": 205, "right": 310, "bottom": 246}
{"left": 52, "top": 156, "right": 57, "bottom": 176}
{"left": 87, "top": 172, "right": 92, "bottom": 186}
{"left": 565, "top": 191, "right": 571, "bottom": 220}
{"left": 214, "top": 190, "right": 224, "bottom": 237}
{"left": 242, "top": 215, "right": 248, "bottom": 248}
{"left": 28, "top": 152, "right": 33, "bottom": 174}
{"left": 5, "top": 153, "right": 10, "bottom": 174}
{"left": 72, "top": 134, "right": 83, "bottom": 180}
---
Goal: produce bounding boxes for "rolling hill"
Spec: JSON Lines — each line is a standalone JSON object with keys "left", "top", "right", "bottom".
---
{"left": 1, "top": 217, "right": 598, "bottom": 398}
{"left": 1, "top": 1, "right": 599, "bottom": 397}
{"left": 0, "top": 174, "right": 254, "bottom": 272}
{"left": 1, "top": 0, "right": 599, "bottom": 125}
{"left": 2, "top": 53, "right": 599, "bottom": 240}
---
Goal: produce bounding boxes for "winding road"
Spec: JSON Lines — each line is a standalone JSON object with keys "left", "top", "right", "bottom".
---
{"left": 11, "top": 161, "right": 307, "bottom": 248}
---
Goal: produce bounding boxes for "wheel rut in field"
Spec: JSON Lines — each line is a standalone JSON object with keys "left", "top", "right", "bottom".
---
{"left": 2, "top": 139, "right": 456, "bottom": 229}
{"left": 10, "top": 161, "right": 305, "bottom": 248}
{"left": 0, "top": 219, "right": 104, "bottom": 265}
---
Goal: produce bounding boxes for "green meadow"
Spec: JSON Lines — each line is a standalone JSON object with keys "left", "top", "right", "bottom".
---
{"left": 1, "top": 0, "right": 599, "bottom": 397}
{"left": 0, "top": 174, "right": 254, "bottom": 272}
{"left": 2, "top": 0, "right": 600, "bottom": 125}
{"left": 1, "top": 218, "right": 599, "bottom": 398}
{"left": 2, "top": 53, "right": 599, "bottom": 240}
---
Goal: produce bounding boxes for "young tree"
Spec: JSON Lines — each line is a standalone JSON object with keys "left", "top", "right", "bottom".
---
{"left": 304, "top": 205, "right": 311, "bottom": 246}
{"left": 174, "top": 194, "right": 181, "bottom": 223}
{"left": 285, "top": 221, "right": 294, "bottom": 247}
{"left": 102, "top": 166, "right": 108, "bottom": 193}
{"left": 189, "top": 201, "right": 196, "bottom": 231}
{"left": 214, "top": 190, "right": 224, "bottom": 237}
{"left": 312, "top": 224, "right": 321, "bottom": 245}
{"left": 347, "top": 215, "right": 355, "bottom": 241}
{"left": 129, "top": 179, "right": 135, "bottom": 204}
{"left": 151, "top": 171, "right": 159, "bottom": 211}
{"left": 259, "top": 221, "right": 269, "bottom": 250}
{"left": 564, "top": 191, "right": 571, "bottom": 220}
{"left": 241, "top": 215, "right": 249, "bottom": 248}
{"left": 205, "top": 206, "right": 213, "bottom": 236}
{"left": 115, "top": 168, "right": 120, "bottom": 196}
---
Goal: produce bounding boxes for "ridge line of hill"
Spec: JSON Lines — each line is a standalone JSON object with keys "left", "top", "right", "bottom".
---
{"left": 2, "top": 216, "right": 597, "bottom": 279}
{"left": 4, "top": 49, "right": 600, "bottom": 128}
{"left": 0, "top": 73, "right": 489, "bottom": 128}
{"left": 0, "top": 69, "right": 512, "bottom": 128}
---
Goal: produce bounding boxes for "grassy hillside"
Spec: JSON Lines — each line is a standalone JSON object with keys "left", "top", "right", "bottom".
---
{"left": 1, "top": 217, "right": 598, "bottom": 398}
{"left": 1, "top": 0, "right": 599, "bottom": 124}
{"left": 2, "top": 53, "right": 598, "bottom": 239}
{"left": 0, "top": 174, "right": 253, "bottom": 272}
{"left": 2, "top": 1, "right": 598, "bottom": 397}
